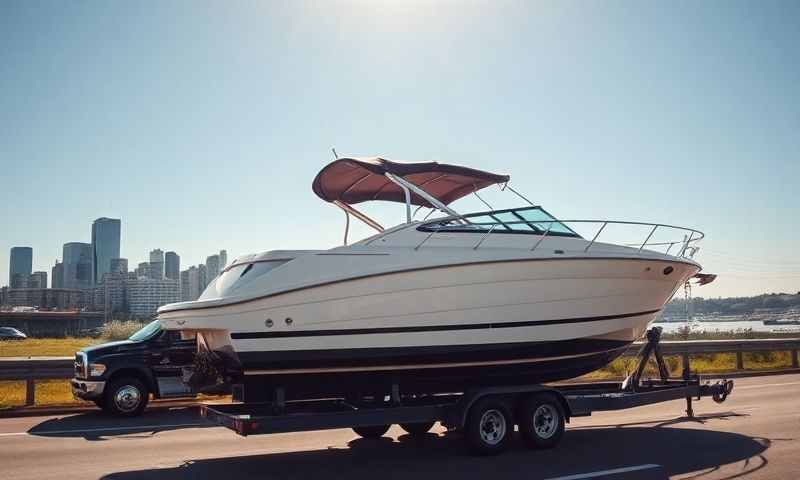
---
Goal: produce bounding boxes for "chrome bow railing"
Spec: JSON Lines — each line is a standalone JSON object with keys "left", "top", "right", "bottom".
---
{"left": 413, "top": 215, "right": 704, "bottom": 258}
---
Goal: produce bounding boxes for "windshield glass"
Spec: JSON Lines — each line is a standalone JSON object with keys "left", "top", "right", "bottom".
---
{"left": 128, "top": 320, "right": 161, "bottom": 342}
{"left": 199, "top": 260, "right": 289, "bottom": 300}
{"left": 419, "top": 206, "right": 580, "bottom": 237}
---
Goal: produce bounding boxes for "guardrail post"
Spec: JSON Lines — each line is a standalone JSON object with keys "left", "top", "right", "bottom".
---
{"left": 792, "top": 349, "right": 799, "bottom": 369}
{"left": 25, "top": 379, "right": 35, "bottom": 406}
{"left": 736, "top": 351, "right": 744, "bottom": 370}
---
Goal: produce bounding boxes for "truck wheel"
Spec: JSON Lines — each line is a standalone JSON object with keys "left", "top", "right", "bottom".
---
{"left": 103, "top": 377, "right": 149, "bottom": 417}
{"left": 518, "top": 393, "right": 565, "bottom": 449}
{"left": 352, "top": 425, "right": 391, "bottom": 438}
{"left": 399, "top": 422, "right": 435, "bottom": 435}
{"left": 465, "top": 397, "right": 512, "bottom": 456}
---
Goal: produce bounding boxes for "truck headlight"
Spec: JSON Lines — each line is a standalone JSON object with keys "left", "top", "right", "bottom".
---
{"left": 89, "top": 363, "right": 106, "bottom": 377}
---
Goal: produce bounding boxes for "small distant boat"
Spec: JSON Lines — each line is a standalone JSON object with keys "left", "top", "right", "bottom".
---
{"left": 763, "top": 319, "right": 800, "bottom": 326}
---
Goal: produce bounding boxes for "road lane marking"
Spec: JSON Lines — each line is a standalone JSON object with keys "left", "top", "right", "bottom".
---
{"left": 544, "top": 464, "right": 661, "bottom": 480}
{"left": 0, "top": 422, "right": 209, "bottom": 438}
{"left": 735, "top": 381, "right": 800, "bottom": 390}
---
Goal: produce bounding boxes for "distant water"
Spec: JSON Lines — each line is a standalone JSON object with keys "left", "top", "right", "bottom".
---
{"left": 656, "top": 319, "right": 800, "bottom": 334}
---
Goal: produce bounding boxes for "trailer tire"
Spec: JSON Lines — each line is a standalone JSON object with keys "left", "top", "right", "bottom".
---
{"left": 399, "top": 422, "right": 435, "bottom": 435}
{"left": 465, "top": 397, "right": 512, "bottom": 456}
{"left": 352, "top": 425, "right": 391, "bottom": 439}
{"left": 518, "top": 393, "right": 565, "bottom": 449}
{"left": 103, "top": 377, "right": 149, "bottom": 417}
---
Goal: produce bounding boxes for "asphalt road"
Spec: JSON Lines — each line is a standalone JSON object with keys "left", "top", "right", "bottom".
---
{"left": 1, "top": 374, "right": 798, "bottom": 480}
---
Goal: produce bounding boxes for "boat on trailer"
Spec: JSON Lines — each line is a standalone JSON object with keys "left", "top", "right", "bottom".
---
{"left": 158, "top": 156, "right": 712, "bottom": 400}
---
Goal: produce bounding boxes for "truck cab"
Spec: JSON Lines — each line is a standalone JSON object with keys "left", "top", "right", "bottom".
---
{"left": 71, "top": 320, "right": 197, "bottom": 417}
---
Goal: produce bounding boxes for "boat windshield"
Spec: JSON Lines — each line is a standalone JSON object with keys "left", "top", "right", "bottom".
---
{"left": 199, "top": 260, "right": 289, "bottom": 300}
{"left": 419, "top": 206, "right": 581, "bottom": 238}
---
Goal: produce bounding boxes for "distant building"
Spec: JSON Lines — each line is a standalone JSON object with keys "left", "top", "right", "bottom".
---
{"left": 99, "top": 271, "right": 136, "bottom": 314}
{"left": 28, "top": 271, "right": 47, "bottom": 289}
{"left": 91, "top": 218, "right": 121, "bottom": 285}
{"left": 10, "top": 273, "right": 29, "bottom": 289}
{"left": 134, "top": 262, "right": 147, "bottom": 278}
{"left": 180, "top": 269, "right": 191, "bottom": 301}
{"left": 183, "top": 265, "right": 208, "bottom": 301}
{"left": 165, "top": 251, "right": 180, "bottom": 281}
{"left": 9, "top": 247, "right": 33, "bottom": 287}
{"left": 110, "top": 258, "right": 128, "bottom": 274}
{"left": 126, "top": 278, "right": 179, "bottom": 319}
{"left": 4, "top": 288, "right": 87, "bottom": 310}
{"left": 149, "top": 249, "right": 164, "bottom": 280}
{"left": 63, "top": 242, "right": 92, "bottom": 290}
{"left": 205, "top": 255, "right": 220, "bottom": 286}
{"left": 51, "top": 260, "right": 64, "bottom": 289}
{"left": 198, "top": 264, "right": 207, "bottom": 293}
{"left": 219, "top": 250, "right": 228, "bottom": 270}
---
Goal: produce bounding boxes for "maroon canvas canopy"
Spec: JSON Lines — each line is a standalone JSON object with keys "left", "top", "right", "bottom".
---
{"left": 312, "top": 157, "right": 510, "bottom": 207}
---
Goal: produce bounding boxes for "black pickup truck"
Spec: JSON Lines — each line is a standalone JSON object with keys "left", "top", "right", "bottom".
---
{"left": 71, "top": 320, "right": 198, "bottom": 417}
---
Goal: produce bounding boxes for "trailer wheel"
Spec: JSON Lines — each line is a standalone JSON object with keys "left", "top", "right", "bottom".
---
{"left": 352, "top": 424, "right": 391, "bottom": 439}
{"left": 465, "top": 398, "right": 512, "bottom": 456}
{"left": 518, "top": 393, "right": 565, "bottom": 449}
{"left": 399, "top": 422, "right": 435, "bottom": 435}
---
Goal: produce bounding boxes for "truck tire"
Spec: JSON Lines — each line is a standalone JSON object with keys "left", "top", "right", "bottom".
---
{"left": 399, "top": 422, "right": 435, "bottom": 435}
{"left": 352, "top": 425, "right": 391, "bottom": 438}
{"left": 103, "top": 377, "right": 149, "bottom": 417}
{"left": 465, "top": 397, "right": 512, "bottom": 456}
{"left": 518, "top": 393, "right": 565, "bottom": 449}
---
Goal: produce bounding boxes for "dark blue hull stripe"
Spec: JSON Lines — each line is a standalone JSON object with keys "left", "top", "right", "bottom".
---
{"left": 230, "top": 308, "right": 660, "bottom": 340}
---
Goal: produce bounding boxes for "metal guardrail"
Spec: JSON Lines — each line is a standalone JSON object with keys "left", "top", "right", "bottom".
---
{"left": 1, "top": 338, "right": 799, "bottom": 407}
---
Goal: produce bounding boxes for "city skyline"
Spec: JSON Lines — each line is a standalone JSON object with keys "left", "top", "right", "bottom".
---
{"left": 3, "top": 219, "right": 230, "bottom": 291}
{"left": 1, "top": 2, "right": 798, "bottom": 298}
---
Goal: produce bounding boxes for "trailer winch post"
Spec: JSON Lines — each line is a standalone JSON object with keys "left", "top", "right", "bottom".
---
{"left": 625, "top": 327, "right": 670, "bottom": 392}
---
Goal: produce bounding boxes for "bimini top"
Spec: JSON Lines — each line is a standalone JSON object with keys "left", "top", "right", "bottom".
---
{"left": 312, "top": 157, "right": 510, "bottom": 207}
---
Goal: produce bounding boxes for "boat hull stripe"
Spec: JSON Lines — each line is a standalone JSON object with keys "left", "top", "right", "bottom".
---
{"left": 230, "top": 308, "right": 660, "bottom": 339}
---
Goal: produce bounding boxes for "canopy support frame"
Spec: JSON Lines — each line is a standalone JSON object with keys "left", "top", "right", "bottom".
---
{"left": 333, "top": 200, "right": 384, "bottom": 235}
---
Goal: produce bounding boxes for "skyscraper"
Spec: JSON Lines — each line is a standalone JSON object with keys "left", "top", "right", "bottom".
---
{"left": 165, "top": 251, "right": 180, "bottom": 281}
{"left": 205, "top": 254, "right": 220, "bottom": 285}
{"left": 149, "top": 249, "right": 164, "bottom": 280}
{"left": 110, "top": 258, "right": 128, "bottom": 274}
{"left": 63, "top": 242, "right": 92, "bottom": 290}
{"left": 219, "top": 250, "right": 228, "bottom": 270}
{"left": 9, "top": 247, "right": 33, "bottom": 287}
{"left": 29, "top": 271, "right": 47, "bottom": 289}
{"left": 52, "top": 260, "right": 64, "bottom": 289}
{"left": 91, "top": 218, "right": 121, "bottom": 285}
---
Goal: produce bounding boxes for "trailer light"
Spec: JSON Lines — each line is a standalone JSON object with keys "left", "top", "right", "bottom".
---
{"left": 89, "top": 363, "right": 107, "bottom": 377}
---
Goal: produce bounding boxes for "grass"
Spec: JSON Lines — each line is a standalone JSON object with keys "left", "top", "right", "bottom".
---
{"left": 0, "top": 337, "right": 102, "bottom": 358}
{"left": 584, "top": 351, "right": 795, "bottom": 380}
{"left": 0, "top": 380, "right": 83, "bottom": 409}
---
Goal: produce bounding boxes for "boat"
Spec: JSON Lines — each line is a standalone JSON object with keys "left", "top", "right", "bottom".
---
{"left": 158, "top": 157, "right": 712, "bottom": 400}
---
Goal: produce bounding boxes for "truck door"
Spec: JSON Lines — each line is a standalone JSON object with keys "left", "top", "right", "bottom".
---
{"left": 150, "top": 330, "right": 196, "bottom": 397}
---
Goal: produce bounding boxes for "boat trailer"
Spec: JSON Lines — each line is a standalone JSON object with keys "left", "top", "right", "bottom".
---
{"left": 202, "top": 327, "right": 734, "bottom": 455}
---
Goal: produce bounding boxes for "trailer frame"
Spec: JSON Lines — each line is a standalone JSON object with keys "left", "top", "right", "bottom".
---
{"left": 201, "top": 328, "right": 734, "bottom": 454}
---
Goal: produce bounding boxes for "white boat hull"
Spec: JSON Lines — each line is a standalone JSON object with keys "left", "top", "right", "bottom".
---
{"left": 160, "top": 256, "right": 697, "bottom": 392}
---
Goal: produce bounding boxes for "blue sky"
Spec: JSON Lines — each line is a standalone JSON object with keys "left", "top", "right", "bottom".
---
{"left": 1, "top": 1, "right": 798, "bottom": 298}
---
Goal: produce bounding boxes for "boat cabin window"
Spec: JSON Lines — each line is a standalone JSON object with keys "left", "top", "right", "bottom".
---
{"left": 199, "top": 260, "right": 289, "bottom": 300}
{"left": 418, "top": 207, "right": 580, "bottom": 237}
